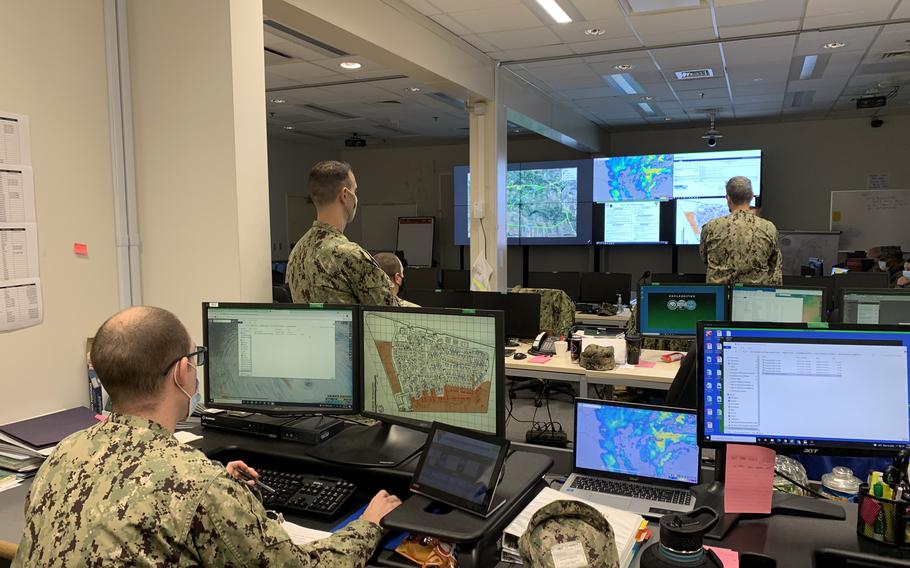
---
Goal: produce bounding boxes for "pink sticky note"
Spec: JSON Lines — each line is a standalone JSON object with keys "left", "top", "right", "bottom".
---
{"left": 860, "top": 497, "right": 882, "bottom": 526}
{"left": 723, "top": 444, "right": 776, "bottom": 514}
{"left": 73, "top": 243, "right": 88, "bottom": 256}
{"left": 636, "top": 361, "right": 657, "bottom": 368}
{"left": 705, "top": 546, "right": 739, "bottom": 568}
{"left": 94, "top": 414, "right": 107, "bottom": 421}
{"left": 528, "top": 355, "right": 552, "bottom": 364}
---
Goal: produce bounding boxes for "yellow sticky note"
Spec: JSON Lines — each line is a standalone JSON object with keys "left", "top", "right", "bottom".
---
{"left": 832, "top": 211, "right": 841, "bottom": 222}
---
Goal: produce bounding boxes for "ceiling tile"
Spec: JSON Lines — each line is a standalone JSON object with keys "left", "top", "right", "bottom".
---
{"left": 651, "top": 44, "right": 724, "bottom": 70}
{"left": 627, "top": 7, "right": 716, "bottom": 44}
{"left": 543, "top": 75, "right": 611, "bottom": 90}
{"left": 677, "top": 87, "right": 730, "bottom": 100}
{"left": 714, "top": 0, "right": 806, "bottom": 26}
{"left": 478, "top": 27, "right": 562, "bottom": 51}
{"left": 804, "top": 0, "right": 898, "bottom": 27}
{"left": 568, "top": 36, "right": 643, "bottom": 54}
{"left": 559, "top": 86, "right": 622, "bottom": 100}
{"left": 525, "top": 62, "right": 598, "bottom": 80}
{"left": 429, "top": 14, "right": 473, "bottom": 35}
{"left": 447, "top": 5, "right": 544, "bottom": 34}
{"left": 265, "top": 72, "right": 302, "bottom": 89}
{"left": 570, "top": 0, "right": 631, "bottom": 21}
{"left": 549, "top": 19, "right": 637, "bottom": 43}
{"left": 488, "top": 44, "right": 575, "bottom": 61}
{"left": 460, "top": 34, "right": 500, "bottom": 53}
{"left": 795, "top": 27, "right": 879, "bottom": 55}
{"left": 722, "top": 36, "right": 798, "bottom": 64}
{"left": 671, "top": 76, "right": 730, "bottom": 91}
{"left": 868, "top": 22, "right": 910, "bottom": 54}
{"left": 269, "top": 61, "right": 341, "bottom": 82}
{"left": 429, "top": 0, "right": 520, "bottom": 12}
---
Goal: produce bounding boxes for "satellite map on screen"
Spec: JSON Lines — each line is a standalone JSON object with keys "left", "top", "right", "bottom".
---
{"left": 595, "top": 154, "right": 673, "bottom": 201}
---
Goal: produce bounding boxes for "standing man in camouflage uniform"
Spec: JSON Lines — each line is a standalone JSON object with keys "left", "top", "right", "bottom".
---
{"left": 374, "top": 252, "right": 421, "bottom": 307}
{"left": 287, "top": 160, "right": 399, "bottom": 306}
{"left": 13, "top": 306, "right": 401, "bottom": 567}
{"left": 699, "top": 176, "right": 782, "bottom": 286}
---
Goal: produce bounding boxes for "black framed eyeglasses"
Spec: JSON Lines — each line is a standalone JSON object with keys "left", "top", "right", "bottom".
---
{"left": 161, "top": 346, "right": 207, "bottom": 376}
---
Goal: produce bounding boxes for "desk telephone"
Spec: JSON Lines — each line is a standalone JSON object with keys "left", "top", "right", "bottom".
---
{"left": 529, "top": 332, "right": 556, "bottom": 356}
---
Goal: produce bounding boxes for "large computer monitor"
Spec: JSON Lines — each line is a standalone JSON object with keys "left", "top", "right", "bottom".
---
{"left": 579, "top": 272, "right": 632, "bottom": 304}
{"left": 202, "top": 303, "right": 359, "bottom": 414}
{"left": 361, "top": 306, "right": 505, "bottom": 436}
{"left": 840, "top": 289, "right": 910, "bottom": 325}
{"left": 400, "top": 290, "right": 473, "bottom": 309}
{"left": 441, "top": 269, "right": 470, "bottom": 290}
{"left": 833, "top": 271, "right": 891, "bottom": 297}
{"left": 638, "top": 284, "right": 726, "bottom": 337}
{"left": 698, "top": 322, "right": 910, "bottom": 455}
{"left": 597, "top": 200, "right": 668, "bottom": 245}
{"left": 527, "top": 271, "right": 581, "bottom": 301}
{"left": 471, "top": 292, "right": 541, "bottom": 340}
{"left": 651, "top": 273, "right": 706, "bottom": 284}
{"left": 730, "top": 286, "right": 827, "bottom": 323}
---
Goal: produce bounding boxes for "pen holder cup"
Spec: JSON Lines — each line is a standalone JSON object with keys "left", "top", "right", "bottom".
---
{"left": 856, "top": 483, "right": 910, "bottom": 548}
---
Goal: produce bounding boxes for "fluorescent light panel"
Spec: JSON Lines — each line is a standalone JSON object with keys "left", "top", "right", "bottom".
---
{"left": 535, "top": 0, "right": 572, "bottom": 23}
{"left": 637, "top": 102, "right": 655, "bottom": 113}
{"left": 606, "top": 73, "right": 645, "bottom": 95}
{"left": 799, "top": 55, "right": 818, "bottom": 80}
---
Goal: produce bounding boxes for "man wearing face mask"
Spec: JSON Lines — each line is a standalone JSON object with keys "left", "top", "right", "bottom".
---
{"left": 373, "top": 252, "right": 421, "bottom": 307}
{"left": 699, "top": 176, "right": 782, "bottom": 286}
{"left": 287, "top": 160, "right": 399, "bottom": 306}
{"left": 14, "top": 306, "right": 401, "bottom": 567}
{"left": 897, "top": 259, "right": 910, "bottom": 288}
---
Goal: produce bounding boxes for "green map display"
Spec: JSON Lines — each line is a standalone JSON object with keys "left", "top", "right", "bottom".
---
{"left": 467, "top": 167, "right": 578, "bottom": 239}
{"left": 643, "top": 292, "right": 718, "bottom": 335}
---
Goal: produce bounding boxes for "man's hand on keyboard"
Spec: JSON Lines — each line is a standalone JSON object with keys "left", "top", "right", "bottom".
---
{"left": 225, "top": 460, "right": 259, "bottom": 487}
{"left": 360, "top": 490, "right": 402, "bottom": 526}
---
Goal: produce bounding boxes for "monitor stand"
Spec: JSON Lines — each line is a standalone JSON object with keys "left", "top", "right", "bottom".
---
{"left": 306, "top": 421, "right": 427, "bottom": 468}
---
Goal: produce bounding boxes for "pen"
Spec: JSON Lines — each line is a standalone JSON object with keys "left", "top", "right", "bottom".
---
{"left": 237, "top": 468, "right": 277, "bottom": 495}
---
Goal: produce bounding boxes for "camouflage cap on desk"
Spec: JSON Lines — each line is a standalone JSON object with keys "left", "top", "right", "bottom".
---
{"left": 518, "top": 500, "right": 619, "bottom": 568}
{"left": 580, "top": 345, "right": 615, "bottom": 371}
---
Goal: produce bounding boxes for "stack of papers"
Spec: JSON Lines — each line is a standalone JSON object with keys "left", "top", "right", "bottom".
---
{"left": 501, "top": 487, "right": 648, "bottom": 567}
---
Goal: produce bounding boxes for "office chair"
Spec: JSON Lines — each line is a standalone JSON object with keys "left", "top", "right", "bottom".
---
{"left": 664, "top": 344, "right": 698, "bottom": 409}
{"left": 272, "top": 285, "right": 292, "bottom": 303}
{"left": 509, "top": 377, "right": 576, "bottom": 408}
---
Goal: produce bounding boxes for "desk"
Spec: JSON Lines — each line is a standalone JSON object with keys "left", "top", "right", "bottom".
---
{"left": 504, "top": 343, "right": 681, "bottom": 395}
{"left": 575, "top": 308, "right": 631, "bottom": 327}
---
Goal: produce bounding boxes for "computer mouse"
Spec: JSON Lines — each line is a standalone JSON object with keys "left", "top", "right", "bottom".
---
{"left": 513, "top": 352, "right": 527, "bottom": 360}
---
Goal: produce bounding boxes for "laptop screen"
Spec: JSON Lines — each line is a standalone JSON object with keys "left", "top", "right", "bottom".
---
{"left": 575, "top": 400, "right": 699, "bottom": 484}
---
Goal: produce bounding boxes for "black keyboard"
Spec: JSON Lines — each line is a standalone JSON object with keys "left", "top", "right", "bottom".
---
{"left": 257, "top": 468, "right": 357, "bottom": 517}
{"left": 571, "top": 476, "right": 692, "bottom": 506}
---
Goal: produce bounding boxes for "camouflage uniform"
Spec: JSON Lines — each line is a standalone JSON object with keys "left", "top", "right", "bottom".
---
{"left": 13, "top": 413, "right": 381, "bottom": 567}
{"left": 511, "top": 287, "right": 575, "bottom": 338}
{"left": 518, "top": 500, "right": 619, "bottom": 568}
{"left": 699, "top": 210, "right": 782, "bottom": 286}
{"left": 287, "top": 221, "right": 399, "bottom": 306}
{"left": 580, "top": 345, "right": 615, "bottom": 371}
{"left": 626, "top": 304, "right": 693, "bottom": 352}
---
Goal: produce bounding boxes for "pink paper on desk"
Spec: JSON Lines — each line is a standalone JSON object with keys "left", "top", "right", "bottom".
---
{"left": 705, "top": 546, "right": 739, "bottom": 568}
{"left": 528, "top": 355, "right": 552, "bottom": 364}
{"left": 724, "top": 444, "right": 776, "bottom": 514}
{"left": 636, "top": 361, "right": 656, "bottom": 368}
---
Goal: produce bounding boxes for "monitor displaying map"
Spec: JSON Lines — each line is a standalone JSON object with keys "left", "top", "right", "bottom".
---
{"left": 593, "top": 149, "right": 762, "bottom": 202}
{"left": 674, "top": 197, "right": 732, "bottom": 246}
{"left": 575, "top": 400, "right": 699, "bottom": 484}
{"left": 203, "top": 303, "right": 357, "bottom": 414}
{"left": 361, "top": 306, "right": 504, "bottom": 435}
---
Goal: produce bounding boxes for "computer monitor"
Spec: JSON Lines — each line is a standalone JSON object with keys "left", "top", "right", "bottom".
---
{"left": 598, "top": 200, "right": 667, "bottom": 245}
{"left": 400, "top": 290, "right": 473, "bottom": 309}
{"left": 579, "top": 272, "right": 632, "bottom": 304}
{"left": 730, "top": 286, "right": 827, "bottom": 323}
{"left": 361, "top": 306, "right": 505, "bottom": 436}
{"left": 783, "top": 274, "right": 835, "bottom": 308}
{"left": 202, "top": 303, "right": 359, "bottom": 414}
{"left": 637, "top": 284, "right": 726, "bottom": 337}
{"left": 441, "top": 269, "right": 470, "bottom": 290}
{"left": 833, "top": 271, "right": 891, "bottom": 297}
{"left": 404, "top": 267, "right": 439, "bottom": 291}
{"left": 527, "top": 271, "right": 581, "bottom": 301}
{"left": 471, "top": 291, "right": 542, "bottom": 340}
{"left": 698, "top": 321, "right": 910, "bottom": 455}
{"left": 840, "top": 289, "right": 910, "bottom": 325}
{"left": 651, "top": 273, "right": 706, "bottom": 284}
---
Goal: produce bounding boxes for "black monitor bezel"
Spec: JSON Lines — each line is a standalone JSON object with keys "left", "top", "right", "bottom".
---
{"left": 409, "top": 421, "right": 511, "bottom": 516}
{"left": 838, "top": 287, "right": 910, "bottom": 324}
{"left": 579, "top": 272, "right": 633, "bottom": 304}
{"left": 636, "top": 282, "right": 728, "bottom": 338}
{"left": 527, "top": 271, "right": 582, "bottom": 301}
{"left": 697, "top": 320, "right": 910, "bottom": 456}
{"left": 359, "top": 305, "right": 506, "bottom": 437}
{"left": 573, "top": 398, "right": 701, "bottom": 488}
{"left": 201, "top": 302, "right": 361, "bottom": 416}
{"left": 728, "top": 284, "right": 828, "bottom": 323}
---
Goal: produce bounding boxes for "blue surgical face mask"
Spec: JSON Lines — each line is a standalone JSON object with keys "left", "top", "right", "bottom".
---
{"left": 904, "top": 270, "right": 910, "bottom": 279}
{"left": 175, "top": 367, "right": 201, "bottom": 420}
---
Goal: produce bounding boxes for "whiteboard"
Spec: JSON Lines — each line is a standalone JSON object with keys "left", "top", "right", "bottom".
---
{"left": 778, "top": 231, "right": 840, "bottom": 276}
{"left": 397, "top": 216, "right": 435, "bottom": 267}
{"left": 830, "top": 190, "right": 910, "bottom": 251}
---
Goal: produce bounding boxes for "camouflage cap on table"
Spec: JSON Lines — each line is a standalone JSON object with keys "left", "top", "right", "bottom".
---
{"left": 518, "top": 500, "right": 619, "bottom": 568}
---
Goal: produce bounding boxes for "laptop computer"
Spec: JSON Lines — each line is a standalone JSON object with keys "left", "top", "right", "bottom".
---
{"left": 561, "top": 399, "right": 700, "bottom": 518}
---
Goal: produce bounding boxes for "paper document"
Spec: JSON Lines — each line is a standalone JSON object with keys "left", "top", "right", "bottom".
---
{"left": 0, "top": 278, "right": 42, "bottom": 332}
{"left": 0, "top": 112, "right": 31, "bottom": 165}
{"left": 502, "top": 487, "right": 645, "bottom": 568}
{"left": 0, "top": 223, "right": 39, "bottom": 281}
{"left": 174, "top": 431, "right": 203, "bottom": 444}
{"left": 281, "top": 520, "right": 332, "bottom": 545}
{"left": 0, "top": 165, "right": 35, "bottom": 223}
{"left": 0, "top": 432, "right": 54, "bottom": 457}
{"left": 723, "top": 444, "right": 775, "bottom": 514}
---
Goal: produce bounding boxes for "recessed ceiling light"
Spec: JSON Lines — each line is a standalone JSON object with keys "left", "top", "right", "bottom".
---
{"left": 535, "top": 0, "right": 572, "bottom": 24}
{"left": 585, "top": 28, "right": 606, "bottom": 36}
{"left": 823, "top": 41, "right": 846, "bottom": 49}
{"left": 664, "top": 117, "right": 672, "bottom": 121}
{"left": 613, "top": 64, "right": 635, "bottom": 71}
{"left": 339, "top": 61, "right": 362, "bottom": 69}
{"left": 405, "top": 87, "right": 421, "bottom": 93}
{"left": 269, "top": 98, "right": 286, "bottom": 104}
{"left": 640, "top": 95, "right": 654, "bottom": 101}
{"left": 283, "top": 126, "right": 294, "bottom": 130}
{"left": 753, "top": 78, "right": 764, "bottom": 82}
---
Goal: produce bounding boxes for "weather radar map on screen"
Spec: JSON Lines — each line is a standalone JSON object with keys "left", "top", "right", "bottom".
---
{"left": 595, "top": 154, "right": 673, "bottom": 201}
{"left": 362, "top": 309, "right": 498, "bottom": 434}
{"left": 576, "top": 403, "right": 698, "bottom": 483}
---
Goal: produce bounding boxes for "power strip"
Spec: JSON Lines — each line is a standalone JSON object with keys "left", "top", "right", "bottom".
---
{"left": 525, "top": 429, "right": 568, "bottom": 448}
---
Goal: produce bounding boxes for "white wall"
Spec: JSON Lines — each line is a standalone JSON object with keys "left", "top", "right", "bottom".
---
{"left": 0, "top": 1, "right": 119, "bottom": 422}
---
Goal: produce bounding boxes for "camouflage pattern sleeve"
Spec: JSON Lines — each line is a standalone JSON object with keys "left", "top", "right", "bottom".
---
{"left": 698, "top": 220, "right": 711, "bottom": 263}
{"left": 191, "top": 474, "right": 382, "bottom": 566}
{"left": 768, "top": 225, "right": 783, "bottom": 285}
{"left": 346, "top": 247, "right": 401, "bottom": 306}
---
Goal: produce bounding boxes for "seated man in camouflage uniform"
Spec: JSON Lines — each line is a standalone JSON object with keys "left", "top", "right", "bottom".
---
{"left": 699, "top": 176, "right": 782, "bottom": 287}
{"left": 13, "top": 306, "right": 400, "bottom": 567}
{"left": 287, "top": 160, "right": 399, "bottom": 306}
{"left": 374, "top": 252, "right": 420, "bottom": 308}
{"left": 511, "top": 287, "right": 575, "bottom": 338}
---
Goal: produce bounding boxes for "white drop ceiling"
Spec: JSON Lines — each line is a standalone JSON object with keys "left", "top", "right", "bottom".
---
{"left": 265, "top": 0, "right": 910, "bottom": 144}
